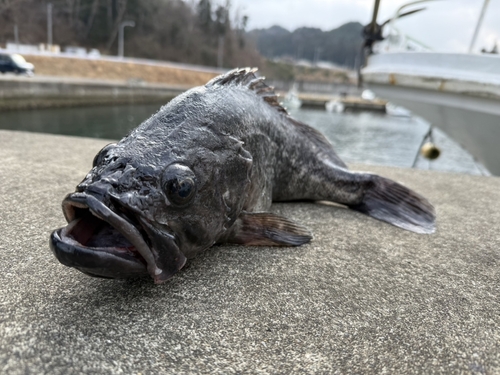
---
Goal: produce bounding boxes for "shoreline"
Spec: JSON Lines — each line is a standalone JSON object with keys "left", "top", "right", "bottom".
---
{"left": 0, "top": 53, "right": 219, "bottom": 110}
{"left": 0, "top": 74, "right": 191, "bottom": 110}
{"left": 0, "top": 54, "right": 359, "bottom": 111}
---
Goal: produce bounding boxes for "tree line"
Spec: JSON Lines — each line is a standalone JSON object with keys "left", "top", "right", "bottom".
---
{"left": 248, "top": 22, "right": 364, "bottom": 69}
{"left": 0, "top": 0, "right": 262, "bottom": 68}
{"left": 0, "top": 0, "right": 363, "bottom": 73}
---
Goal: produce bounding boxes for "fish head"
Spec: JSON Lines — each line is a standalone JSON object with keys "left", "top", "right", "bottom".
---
{"left": 50, "top": 122, "right": 253, "bottom": 284}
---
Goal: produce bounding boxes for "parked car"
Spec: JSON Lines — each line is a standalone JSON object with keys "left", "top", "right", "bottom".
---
{"left": 0, "top": 53, "right": 35, "bottom": 75}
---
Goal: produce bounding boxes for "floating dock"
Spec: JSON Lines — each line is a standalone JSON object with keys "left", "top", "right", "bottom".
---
{"left": 295, "top": 92, "right": 387, "bottom": 112}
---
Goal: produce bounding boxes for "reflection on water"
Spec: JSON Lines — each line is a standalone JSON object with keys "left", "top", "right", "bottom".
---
{"left": 292, "top": 109, "right": 426, "bottom": 169}
{"left": 0, "top": 103, "right": 486, "bottom": 175}
{"left": 0, "top": 104, "right": 163, "bottom": 140}
{"left": 290, "top": 109, "right": 488, "bottom": 175}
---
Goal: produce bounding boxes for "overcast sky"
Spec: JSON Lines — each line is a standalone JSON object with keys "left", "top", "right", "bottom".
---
{"left": 228, "top": 0, "right": 500, "bottom": 53}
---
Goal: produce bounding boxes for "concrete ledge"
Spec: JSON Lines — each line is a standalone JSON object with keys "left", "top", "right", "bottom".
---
{"left": 0, "top": 130, "right": 499, "bottom": 374}
{"left": 0, "top": 75, "right": 190, "bottom": 110}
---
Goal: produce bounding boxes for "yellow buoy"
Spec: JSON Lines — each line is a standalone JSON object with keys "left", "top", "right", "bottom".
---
{"left": 420, "top": 142, "right": 441, "bottom": 160}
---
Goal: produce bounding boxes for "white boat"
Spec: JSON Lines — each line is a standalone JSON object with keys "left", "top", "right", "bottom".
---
{"left": 385, "top": 102, "right": 412, "bottom": 118}
{"left": 361, "top": 0, "right": 500, "bottom": 175}
{"left": 281, "top": 83, "right": 302, "bottom": 110}
{"left": 325, "top": 99, "right": 345, "bottom": 113}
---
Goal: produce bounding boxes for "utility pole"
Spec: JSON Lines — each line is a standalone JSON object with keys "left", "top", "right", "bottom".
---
{"left": 296, "top": 45, "right": 302, "bottom": 62}
{"left": 47, "top": 3, "right": 53, "bottom": 48}
{"left": 118, "top": 21, "right": 135, "bottom": 58}
{"left": 217, "top": 35, "right": 224, "bottom": 68}
{"left": 469, "top": 0, "right": 491, "bottom": 53}
{"left": 14, "top": 24, "right": 19, "bottom": 50}
{"left": 314, "top": 47, "right": 322, "bottom": 66}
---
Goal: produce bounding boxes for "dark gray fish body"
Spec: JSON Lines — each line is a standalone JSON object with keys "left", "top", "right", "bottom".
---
{"left": 50, "top": 68, "right": 435, "bottom": 284}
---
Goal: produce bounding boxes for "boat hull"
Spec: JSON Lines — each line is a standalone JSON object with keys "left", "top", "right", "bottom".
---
{"left": 362, "top": 52, "right": 500, "bottom": 175}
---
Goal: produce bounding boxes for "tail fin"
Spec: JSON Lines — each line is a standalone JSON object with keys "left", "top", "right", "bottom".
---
{"left": 349, "top": 175, "right": 436, "bottom": 234}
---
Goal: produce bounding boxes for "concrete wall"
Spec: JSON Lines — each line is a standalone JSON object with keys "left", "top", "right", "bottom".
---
{"left": 0, "top": 75, "right": 363, "bottom": 111}
{"left": 0, "top": 75, "right": 189, "bottom": 110}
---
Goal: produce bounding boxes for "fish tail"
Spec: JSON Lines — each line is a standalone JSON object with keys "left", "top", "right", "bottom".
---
{"left": 349, "top": 174, "right": 436, "bottom": 234}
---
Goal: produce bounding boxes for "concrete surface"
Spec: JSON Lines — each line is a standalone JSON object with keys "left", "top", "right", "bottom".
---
{"left": 0, "top": 129, "right": 499, "bottom": 374}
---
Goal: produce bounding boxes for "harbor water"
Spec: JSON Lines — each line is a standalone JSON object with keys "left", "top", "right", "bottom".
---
{"left": 0, "top": 104, "right": 487, "bottom": 176}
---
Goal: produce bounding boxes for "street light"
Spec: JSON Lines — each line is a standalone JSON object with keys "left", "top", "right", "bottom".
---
{"left": 47, "top": 3, "right": 53, "bottom": 48}
{"left": 118, "top": 20, "right": 135, "bottom": 58}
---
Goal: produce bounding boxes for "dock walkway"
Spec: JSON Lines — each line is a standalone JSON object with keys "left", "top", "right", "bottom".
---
{"left": 293, "top": 92, "right": 387, "bottom": 112}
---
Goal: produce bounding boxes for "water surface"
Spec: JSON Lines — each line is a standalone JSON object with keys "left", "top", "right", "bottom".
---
{"left": 0, "top": 104, "right": 486, "bottom": 175}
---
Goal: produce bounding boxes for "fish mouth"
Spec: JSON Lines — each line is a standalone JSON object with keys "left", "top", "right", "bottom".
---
{"left": 50, "top": 193, "right": 184, "bottom": 283}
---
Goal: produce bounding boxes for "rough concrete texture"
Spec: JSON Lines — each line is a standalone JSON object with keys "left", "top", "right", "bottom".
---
{"left": 0, "top": 129, "right": 499, "bottom": 374}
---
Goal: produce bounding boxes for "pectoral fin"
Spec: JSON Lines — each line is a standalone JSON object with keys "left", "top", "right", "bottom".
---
{"left": 224, "top": 212, "right": 312, "bottom": 246}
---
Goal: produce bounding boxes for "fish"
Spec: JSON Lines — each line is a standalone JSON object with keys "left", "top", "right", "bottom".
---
{"left": 49, "top": 68, "right": 435, "bottom": 284}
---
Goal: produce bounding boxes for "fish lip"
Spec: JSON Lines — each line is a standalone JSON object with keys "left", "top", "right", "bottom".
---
{"left": 49, "top": 228, "right": 148, "bottom": 279}
{"left": 54, "top": 192, "right": 163, "bottom": 280}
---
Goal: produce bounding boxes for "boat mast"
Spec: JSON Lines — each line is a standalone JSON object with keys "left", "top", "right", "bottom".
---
{"left": 370, "top": 0, "right": 382, "bottom": 36}
{"left": 468, "top": 0, "right": 491, "bottom": 53}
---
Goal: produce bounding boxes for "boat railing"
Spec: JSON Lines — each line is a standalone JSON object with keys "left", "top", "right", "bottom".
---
{"left": 375, "top": 0, "right": 492, "bottom": 54}
{"left": 375, "top": 0, "right": 436, "bottom": 53}
{"left": 374, "top": 26, "right": 432, "bottom": 53}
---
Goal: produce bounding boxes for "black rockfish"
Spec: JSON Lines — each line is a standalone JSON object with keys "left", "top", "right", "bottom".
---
{"left": 50, "top": 68, "right": 435, "bottom": 284}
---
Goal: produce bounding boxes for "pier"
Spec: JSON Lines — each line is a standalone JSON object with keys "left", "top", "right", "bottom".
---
{"left": 293, "top": 92, "right": 387, "bottom": 112}
{"left": 0, "top": 130, "right": 498, "bottom": 374}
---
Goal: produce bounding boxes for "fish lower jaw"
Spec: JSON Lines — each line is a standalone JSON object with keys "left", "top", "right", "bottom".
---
{"left": 51, "top": 201, "right": 154, "bottom": 279}
{"left": 54, "top": 193, "right": 187, "bottom": 283}
{"left": 50, "top": 226, "right": 149, "bottom": 279}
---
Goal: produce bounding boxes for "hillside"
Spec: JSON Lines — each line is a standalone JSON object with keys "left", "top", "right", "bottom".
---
{"left": 247, "top": 22, "right": 364, "bottom": 68}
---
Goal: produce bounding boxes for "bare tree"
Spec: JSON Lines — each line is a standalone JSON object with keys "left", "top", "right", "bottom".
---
{"left": 84, "top": 0, "right": 100, "bottom": 37}
{"left": 0, "top": 0, "right": 263, "bottom": 69}
{"left": 106, "top": 0, "right": 126, "bottom": 50}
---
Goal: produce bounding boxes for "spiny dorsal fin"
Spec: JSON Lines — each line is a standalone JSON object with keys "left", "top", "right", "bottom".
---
{"left": 206, "top": 68, "right": 347, "bottom": 169}
{"left": 206, "top": 68, "right": 288, "bottom": 114}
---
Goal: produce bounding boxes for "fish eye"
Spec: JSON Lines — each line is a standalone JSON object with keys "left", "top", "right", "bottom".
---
{"left": 162, "top": 164, "right": 197, "bottom": 206}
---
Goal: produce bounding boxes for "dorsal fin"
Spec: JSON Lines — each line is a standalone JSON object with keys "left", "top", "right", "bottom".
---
{"left": 288, "top": 117, "right": 348, "bottom": 169}
{"left": 205, "top": 68, "right": 346, "bottom": 168}
{"left": 206, "top": 67, "right": 287, "bottom": 114}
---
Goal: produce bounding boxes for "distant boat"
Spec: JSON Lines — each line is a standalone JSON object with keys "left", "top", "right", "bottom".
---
{"left": 361, "top": 0, "right": 499, "bottom": 175}
{"left": 281, "top": 83, "right": 302, "bottom": 110}
{"left": 325, "top": 99, "right": 345, "bottom": 113}
{"left": 325, "top": 93, "right": 386, "bottom": 113}
{"left": 385, "top": 102, "right": 412, "bottom": 118}
{"left": 361, "top": 89, "right": 376, "bottom": 101}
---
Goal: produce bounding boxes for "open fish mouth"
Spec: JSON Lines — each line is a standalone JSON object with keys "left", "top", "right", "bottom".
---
{"left": 50, "top": 193, "right": 165, "bottom": 281}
